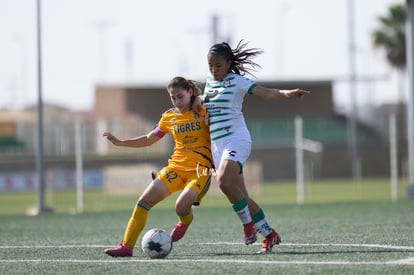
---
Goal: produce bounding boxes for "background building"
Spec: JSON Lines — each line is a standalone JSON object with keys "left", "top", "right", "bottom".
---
{"left": 0, "top": 79, "right": 405, "bottom": 191}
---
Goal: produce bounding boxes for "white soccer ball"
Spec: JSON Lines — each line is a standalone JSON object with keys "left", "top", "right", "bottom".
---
{"left": 141, "top": 228, "right": 172, "bottom": 259}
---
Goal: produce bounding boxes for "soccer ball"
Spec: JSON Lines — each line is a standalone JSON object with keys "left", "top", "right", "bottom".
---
{"left": 141, "top": 228, "right": 172, "bottom": 259}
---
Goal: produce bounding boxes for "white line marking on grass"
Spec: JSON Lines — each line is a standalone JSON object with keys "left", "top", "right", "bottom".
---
{"left": 388, "top": 257, "right": 414, "bottom": 264}
{"left": 200, "top": 242, "right": 414, "bottom": 251}
{"left": 286, "top": 243, "right": 414, "bottom": 251}
{"left": 0, "top": 245, "right": 108, "bottom": 249}
{"left": 1, "top": 243, "right": 414, "bottom": 251}
{"left": 1, "top": 243, "right": 413, "bottom": 266}
{"left": 0, "top": 258, "right": 413, "bottom": 266}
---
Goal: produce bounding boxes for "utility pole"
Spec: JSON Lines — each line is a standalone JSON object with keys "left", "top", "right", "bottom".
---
{"left": 406, "top": 0, "right": 414, "bottom": 198}
{"left": 211, "top": 14, "right": 219, "bottom": 44}
{"left": 347, "top": 0, "right": 360, "bottom": 181}
{"left": 35, "top": 0, "right": 46, "bottom": 214}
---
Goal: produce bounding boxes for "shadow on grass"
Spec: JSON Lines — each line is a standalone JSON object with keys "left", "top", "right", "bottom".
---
{"left": 171, "top": 248, "right": 414, "bottom": 258}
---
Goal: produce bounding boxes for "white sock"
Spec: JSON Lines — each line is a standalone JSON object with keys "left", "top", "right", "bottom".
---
{"left": 232, "top": 198, "right": 252, "bottom": 224}
{"left": 235, "top": 205, "right": 252, "bottom": 224}
{"left": 255, "top": 218, "right": 273, "bottom": 237}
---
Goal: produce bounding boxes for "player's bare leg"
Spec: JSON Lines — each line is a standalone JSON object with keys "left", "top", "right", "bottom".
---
{"left": 217, "top": 160, "right": 257, "bottom": 244}
{"left": 170, "top": 188, "right": 197, "bottom": 242}
{"left": 105, "top": 179, "right": 169, "bottom": 257}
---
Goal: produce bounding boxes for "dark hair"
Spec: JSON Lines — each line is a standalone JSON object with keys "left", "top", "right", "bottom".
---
{"left": 167, "top": 77, "right": 202, "bottom": 106}
{"left": 167, "top": 76, "right": 202, "bottom": 96}
{"left": 208, "top": 39, "right": 263, "bottom": 77}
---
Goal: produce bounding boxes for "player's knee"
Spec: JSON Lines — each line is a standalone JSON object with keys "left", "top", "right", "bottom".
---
{"left": 137, "top": 198, "right": 153, "bottom": 210}
{"left": 218, "top": 177, "right": 232, "bottom": 194}
{"left": 175, "top": 204, "right": 191, "bottom": 217}
{"left": 174, "top": 199, "right": 189, "bottom": 214}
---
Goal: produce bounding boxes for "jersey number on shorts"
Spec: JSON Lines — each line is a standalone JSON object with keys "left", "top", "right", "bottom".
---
{"left": 165, "top": 170, "right": 178, "bottom": 183}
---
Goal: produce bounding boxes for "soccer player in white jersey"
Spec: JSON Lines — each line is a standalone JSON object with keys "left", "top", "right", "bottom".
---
{"left": 197, "top": 40, "right": 309, "bottom": 253}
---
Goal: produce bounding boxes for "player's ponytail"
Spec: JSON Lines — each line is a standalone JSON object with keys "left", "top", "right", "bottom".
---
{"left": 208, "top": 39, "right": 263, "bottom": 78}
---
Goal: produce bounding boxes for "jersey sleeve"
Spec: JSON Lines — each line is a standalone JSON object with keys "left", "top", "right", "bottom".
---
{"left": 239, "top": 75, "right": 256, "bottom": 95}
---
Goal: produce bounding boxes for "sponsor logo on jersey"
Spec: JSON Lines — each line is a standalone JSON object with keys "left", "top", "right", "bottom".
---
{"left": 228, "top": 150, "right": 236, "bottom": 157}
{"left": 183, "top": 135, "right": 198, "bottom": 145}
{"left": 204, "top": 89, "right": 219, "bottom": 102}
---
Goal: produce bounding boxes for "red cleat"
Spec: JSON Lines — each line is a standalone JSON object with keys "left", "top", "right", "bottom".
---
{"left": 257, "top": 229, "right": 281, "bottom": 254}
{"left": 243, "top": 221, "right": 257, "bottom": 245}
{"left": 170, "top": 222, "right": 190, "bottom": 242}
{"left": 104, "top": 241, "right": 133, "bottom": 257}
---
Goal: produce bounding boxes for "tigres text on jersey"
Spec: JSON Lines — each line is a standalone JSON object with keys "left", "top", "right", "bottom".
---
{"left": 153, "top": 107, "right": 213, "bottom": 172}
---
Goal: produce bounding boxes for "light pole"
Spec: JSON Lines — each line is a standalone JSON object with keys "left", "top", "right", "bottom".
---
{"left": 35, "top": 0, "right": 46, "bottom": 214}
{"left": 347, "top": 0, "right": 360, "bottom": 181}
{"left": 406, "top": 0, "right": 414, "bottom": 198}
{"left": 275, "top": 1, "right": 290, "bottom": 78}
{"left": 12, "top": 34, "right": 27, "bottom": 109}
{"left": 94, "top": 20, "right": 113, "bottom": 82}
{"left": 28, "top": 0, "right": 53, "bottom": 215}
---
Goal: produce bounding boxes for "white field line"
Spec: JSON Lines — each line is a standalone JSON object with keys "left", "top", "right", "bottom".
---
{"left": 387, "top": 257, "right": 414, "bottom": 264}
{"left": 200, "top": 242, "right": 414, "bottom": 251}
{"left": 0, "top": 258, "right": 412, "bottom": 265}
{"left": 1, "top": 243, "right": 414, "bottom": 250}
{"left": 0, "top": 243, "right": 413, "bottom": 265}
{"left": 0, "top": 245, "right": 108, "bottom": 249}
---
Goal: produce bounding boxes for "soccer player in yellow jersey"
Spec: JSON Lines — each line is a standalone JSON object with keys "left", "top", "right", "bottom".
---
{"left": 103, "top": 76, "right": 213, "bottom": 257}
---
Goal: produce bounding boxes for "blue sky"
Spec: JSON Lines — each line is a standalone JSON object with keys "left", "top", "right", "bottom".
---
{"left": 0, "top": 0, "right": 406, "bottom": 112}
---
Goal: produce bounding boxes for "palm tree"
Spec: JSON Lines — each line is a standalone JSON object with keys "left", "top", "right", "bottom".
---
{"left": 372, "top": 3, "right": 407, "bottom": 186}
{"left": 372, "top": 3, "right": 407, "bottom": 132}
{"left": 372, "top": 4, "right": 407, "bottom": 71}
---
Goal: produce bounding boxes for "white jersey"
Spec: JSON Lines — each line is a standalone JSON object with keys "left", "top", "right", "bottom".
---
{"left": 203, "top": 73, "right": 256, "bottom": 142}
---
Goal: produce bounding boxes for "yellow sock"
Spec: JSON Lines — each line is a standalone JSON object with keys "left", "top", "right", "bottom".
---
{"left": 178, "top": 209, "right": 193, "bottom": 225}
{"left": 123, "top": 203, "right": 149, "bottom": 248}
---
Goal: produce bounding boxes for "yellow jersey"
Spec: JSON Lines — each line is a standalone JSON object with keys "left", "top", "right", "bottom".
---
{"left": 154, "top": 107, "right": 213, "bottom": 172}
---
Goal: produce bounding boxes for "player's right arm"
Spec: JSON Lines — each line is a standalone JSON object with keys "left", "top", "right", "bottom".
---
{"left": 192, "top": 95, "right": 203, "bottom": 113}
{"left": 102, "top": 130, "right": 161, "bottom": 148}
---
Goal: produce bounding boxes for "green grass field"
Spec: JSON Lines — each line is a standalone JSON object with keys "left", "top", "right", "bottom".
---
{"left": 0, "top": 178, "right": 410, "bottom": 215}
{"left": 1, "top": 179, "right": 414, "bottom": 274}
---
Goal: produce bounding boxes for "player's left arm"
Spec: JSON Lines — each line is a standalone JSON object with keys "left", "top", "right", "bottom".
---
{"left": 251, "top": 85, "right": 310, "bottom": 100}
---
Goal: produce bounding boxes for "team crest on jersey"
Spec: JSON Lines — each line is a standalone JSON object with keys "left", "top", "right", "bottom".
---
{"left": 223, "top": 78, "right": 232, "bottom": 88}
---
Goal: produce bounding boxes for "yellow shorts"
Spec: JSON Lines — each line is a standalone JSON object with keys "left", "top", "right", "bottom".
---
{"left": 155, "top": 166, "right": 211, "bottom": 204}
